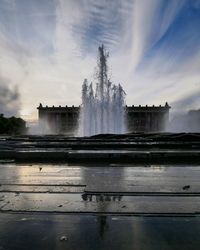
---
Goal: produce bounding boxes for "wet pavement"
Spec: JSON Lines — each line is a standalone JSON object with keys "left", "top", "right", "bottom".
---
{"left": 1, "top": 213, "right": 200, "bottom": 250}
{"left": 1, "top": 162, "right": 200, "bottom": 249}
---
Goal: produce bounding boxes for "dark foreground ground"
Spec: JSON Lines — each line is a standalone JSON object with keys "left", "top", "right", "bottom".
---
{"left": 0, "top": 134, "right": 200, "bottom": 249}
{"left": 1, "top": 132, "right": 200, "bottom": 163}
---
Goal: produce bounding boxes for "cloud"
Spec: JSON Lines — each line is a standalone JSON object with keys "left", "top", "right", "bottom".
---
{"left": 171, "top": 88, "right": 200, "bottom": 112}
{"left": 0, "top": 0, "right": 200, "bottom": 120}
{"left": 0, "top": 75, "right": 20, "bottom": 116}
{"left": 115, "top": 0, "right": 185, "bottom": 72}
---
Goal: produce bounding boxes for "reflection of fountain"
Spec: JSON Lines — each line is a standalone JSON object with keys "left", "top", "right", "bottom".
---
{"left": 81, "top": 193, "right": 123, "bottom": 239}
{"left": 81, "top": 193, "right": 123, "bottom": 202}
{"left": 79, "top": 45, "right": 126, "bottom": 136}
{"left": 98, "top": 216, "right": 108, "bottom": 239}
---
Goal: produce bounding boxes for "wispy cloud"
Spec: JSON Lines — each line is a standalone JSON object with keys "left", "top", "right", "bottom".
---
{"left": 0, "top": 0, "right": 199, "bottom": 119}
{"left": 127, "top": 0, "right": 185, "bottom": 70}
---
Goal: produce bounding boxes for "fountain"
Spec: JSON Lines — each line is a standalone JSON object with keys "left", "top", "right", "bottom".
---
{"left": 79, "top": 45, "right": 126, "bottom": 136}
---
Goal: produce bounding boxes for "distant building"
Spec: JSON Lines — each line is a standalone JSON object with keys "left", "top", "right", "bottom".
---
{"left": 188, "top": 110, "right": 200, "bottom": 131}
{"left": 169, "top": 109, "right": 200, "bottom": 132}
{"left": 37, "top": 103, "right": 170, "bottom": 135}
{"left": 126, "top": 103, "right": 170, "bottom": 133}
{"left": 37, "top": 104, "right": 79, "bottom": 135}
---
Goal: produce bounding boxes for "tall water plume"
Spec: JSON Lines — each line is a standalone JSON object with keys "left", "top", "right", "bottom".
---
{"left": 79, "top": 45, "right": 126, "bottom": 136}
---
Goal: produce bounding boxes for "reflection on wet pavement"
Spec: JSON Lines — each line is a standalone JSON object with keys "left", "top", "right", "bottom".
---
{"left": 1, "top": 163, "right": 200, "bottom": 249}
{"left": 0, "top": 213, "right": 200, "bottom": 250}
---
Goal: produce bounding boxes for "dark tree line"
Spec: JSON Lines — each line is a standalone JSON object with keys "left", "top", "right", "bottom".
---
{"left": 0, "top": 114, "right": 26, "bottom": 135}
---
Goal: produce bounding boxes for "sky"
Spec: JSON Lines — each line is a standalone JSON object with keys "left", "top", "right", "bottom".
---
{"left": 0, "top": 0, "right": 200, "bottom": 120}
